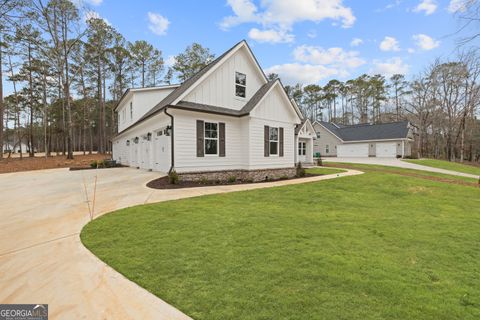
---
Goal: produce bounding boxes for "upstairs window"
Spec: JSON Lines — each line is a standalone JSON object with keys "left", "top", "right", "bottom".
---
{"left": 316, "top": 132, "right": 321, "bottom": 139}
{"left": 235, "top": 72, "right": 246, "bottom": 98}
{"left": 269, "top": 127, "right": 278, "bottom": 155}
{"left": 205, "top": 122, "right": 218, "bottom": 155}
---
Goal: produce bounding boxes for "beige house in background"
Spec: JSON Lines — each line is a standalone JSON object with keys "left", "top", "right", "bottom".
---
{"left": 313, "top": 121, "right": 414, "bottom": 158}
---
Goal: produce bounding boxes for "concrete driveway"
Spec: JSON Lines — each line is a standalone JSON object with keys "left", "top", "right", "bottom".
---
{"left": 0, "top": 166, "right": 362, "bottom": 319}
{"left": 323, "top": 157, "right": 479, "bottom": 179}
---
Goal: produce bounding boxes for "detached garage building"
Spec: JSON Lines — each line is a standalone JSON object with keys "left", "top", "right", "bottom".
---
{"left": 312, "top": 121, "right": 414, "bottom": 158}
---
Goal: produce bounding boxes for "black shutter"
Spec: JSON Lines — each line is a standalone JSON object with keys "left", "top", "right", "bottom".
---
{"left": 279, "top": 127, "right": 284, "bottom": 157}
{"left": 197, "top": 120, "right": 204, "bottom": 157}
{"left": 264, "top": 125, "right": 269, "bottom": 157}
{"left": 219, "top": 122, "right": 225, "bottom": 157}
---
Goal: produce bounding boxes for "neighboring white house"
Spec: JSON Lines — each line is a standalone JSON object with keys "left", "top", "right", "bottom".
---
{"left": 112, "top": 40, "right": 312, "bottom": 180}
{"left": 313, "top": 121, "right": 414, "bottom": 158}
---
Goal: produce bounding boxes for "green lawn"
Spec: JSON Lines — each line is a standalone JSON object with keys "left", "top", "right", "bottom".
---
{"left": 306, "top": 167, "right": 346, "bottom": 175}
{"left": 327, "top": 162, "right": 478, "bottom": 184}
{"left": 404, "top": 159, "right": 480, "bottom": 177}
{"left": 81, "top": 169, "right": 480, "bottom": 320}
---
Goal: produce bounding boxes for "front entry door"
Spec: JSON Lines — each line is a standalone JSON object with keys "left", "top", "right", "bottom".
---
{"left": 298, "top": 141, "right": 307, "bottom": 162}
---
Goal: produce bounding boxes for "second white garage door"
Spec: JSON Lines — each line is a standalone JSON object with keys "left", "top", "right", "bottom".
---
{"left": 376, "top": 142, "right": 397, "bottom": 157}
{"left": 337, "top": 143, "right": 369, "bottom": 157}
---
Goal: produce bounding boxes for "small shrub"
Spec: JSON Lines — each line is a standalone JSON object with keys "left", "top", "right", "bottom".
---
{"left": 168, "top": 170, "right": 179, "bottom": 184}
{"left": 200, "top": 176, "right": 209, "bottom": 185}
{"left": 316, "top": 157, "right": 323, "bottom": 166}
{"left": 228, "top": 176, "right": 237, "bottom": 183}
{"left": 244, "top": 178, "right": 254, "bottom": 183}
{"left": 296, "top": 162, "right": 306, "bottom": 177}
{"left": 90, "top": 160, "right": 97, "bottom": 168}
{"left": 279, "top": 175, "right": 289, "bottom": 180}
{"left": 215, "top": 179, "right": 221, "bottom": 185}
{"left": 97, "top": 160, "right": 105, "bottom": 168}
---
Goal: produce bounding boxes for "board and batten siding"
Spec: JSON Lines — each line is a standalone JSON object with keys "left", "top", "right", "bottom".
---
{"left": 117, "top": 87, "right": 176, "bottom": 133}
{"left": 113, "top": 112, "right": 171, "bottom": 172}
{"left": 183, "top": 47, "right": 265, "bottom": 110}
{"left": 172, "top": 109, "right": 249, "bottom": 172}
{"left": 247, "top": 85, "right": 300, "bottom": 169}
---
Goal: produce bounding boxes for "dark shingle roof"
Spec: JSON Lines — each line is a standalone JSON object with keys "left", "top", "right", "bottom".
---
{"left": 171, "top": 80, "right": 276, "bottom": 117}
{"left": 174, "top": 101, "right": 244, "bottom": 116}
{"left": 295, "top": 119, "right": 307, "bottom": 134}
{"left": 240, "top": 81, "right": 277, "bottom": 114}
{"left": 318, "top": 121, "right": 410, "bottom": 141}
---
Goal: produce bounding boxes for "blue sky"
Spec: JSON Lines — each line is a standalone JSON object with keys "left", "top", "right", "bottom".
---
{"left": 14, "top": 0, "right": 480, "bottom": 90}
{"left": 85, "top": 0, "right": 475, "bottom": 85}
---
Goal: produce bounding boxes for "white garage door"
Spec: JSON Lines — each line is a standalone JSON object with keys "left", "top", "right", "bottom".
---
{"left": 337, "top": 143, "right": 369, "bottom": 157}
{"left": 376, "top": 142, "right": 397, "bottom": 157}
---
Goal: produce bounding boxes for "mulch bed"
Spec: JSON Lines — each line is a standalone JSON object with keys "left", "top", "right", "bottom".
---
{"left": 0, "top": 154, "right": 110, "bottom": 174}
{"left": 146, "top": 173, "right": 322, "bottom": 189}
{"left": 325, "top": 163, "right": 479, "bottom": 188}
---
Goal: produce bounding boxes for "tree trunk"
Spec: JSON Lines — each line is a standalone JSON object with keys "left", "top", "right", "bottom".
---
{"left": 28, "top": 44, "right": 34, "bottom": 158}
{"left": 0, "top": 33, "right": 3, "bottom": 159}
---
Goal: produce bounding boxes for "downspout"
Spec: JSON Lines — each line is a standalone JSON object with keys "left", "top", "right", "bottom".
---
{"left": 164, "top": 107, "right": 174, "bottom": 173}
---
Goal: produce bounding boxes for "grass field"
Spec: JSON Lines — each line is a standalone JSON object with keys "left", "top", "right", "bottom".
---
{"left": 404, "top": 159, "right": 480, "bottom": 176}
{"left": 306, "top": 167, "right": 346, "bottom": 175}
{"left": 81, "top": 167, "right": 480, "bottom": 320}
{"left": 326, "top": 162, "right": 478, "bottom": 184}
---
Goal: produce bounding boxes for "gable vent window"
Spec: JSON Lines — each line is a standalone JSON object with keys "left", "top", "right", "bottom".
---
{"left": 205, "top": 122, "right": 218, "bottom": 155}
{"left": 235, "top": 72, "right": 246, "bottom": 98}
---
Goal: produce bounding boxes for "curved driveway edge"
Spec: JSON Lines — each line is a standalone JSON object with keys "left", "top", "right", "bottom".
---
{"left": 0, "top": 167, "right": 362, "bottom": 319}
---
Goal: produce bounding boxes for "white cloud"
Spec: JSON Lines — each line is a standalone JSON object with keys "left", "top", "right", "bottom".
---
{"left": 407, "top": 48, "right": 415, "bottom": 53}
{"left": 448, "top": 0, "right": 468, "bottom": 12}
{"left": 266, "top": 44, "right": 365, "bottom": 84}
{"left": 165, "top": 55, "right": 176, "bottom": 67}
{"left": 148, "top": 12, "right": 170, "bottom": 36}
{"left": 293, "top": 45, "right": 365, "bottom": 68}
{"left": 220, "top": 0, "right": 356, "bottom": 43}
{"left": 265, "top": 63, "right": 339, "bottom": 84}
{"left": 248, "top": 28, "right": 294, "bottom": 43}
{"left": 84, "top": 11, "right": 110, "bottom": 25}
{"left": 413, "top": 0, "right": 437, "bottom": 15}
{"left": 220, "top": 0, "right": 259, "bottom": 30}
{"left": 86, "top": 0, "right": 103, "bottom": 5}
{"left": 413, "top": 33, "right": 440, "bottom": 50}
{"left": 379, "top": 36, "right": 400, "bottom": 51}
{"left": 350, "top": 38, "right": 363, "bottom": 47}
{"left": 371, "top": 57, "right": 410, "bottom": 76}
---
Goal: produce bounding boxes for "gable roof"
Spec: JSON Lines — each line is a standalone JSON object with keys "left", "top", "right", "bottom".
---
{"left": 315, "top": 121, "right": 410, "bottom": 142}
{"left": 116, "top": 40, "right": 301, "bottom": 136}
{"left": 295, "top": 118, "right": 315, "bottom": 135}
{"left": 168, "top": 80, "right": 281, "bottom": 117}
{"left": 114, "top": 84, "right": 180, "bottom": 111}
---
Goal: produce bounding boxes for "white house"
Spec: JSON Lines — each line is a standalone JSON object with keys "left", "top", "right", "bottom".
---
{"left": 112, "top": 40, "right": 315, "bottom": 180}
{"left": 313, "top": 121, "right": 414, "bottom": 158}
